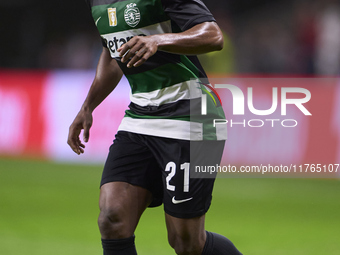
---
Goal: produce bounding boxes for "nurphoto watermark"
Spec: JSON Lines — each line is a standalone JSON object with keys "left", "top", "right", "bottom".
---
{"left": 190, "top": 77, "right": 339, "bottom": 179}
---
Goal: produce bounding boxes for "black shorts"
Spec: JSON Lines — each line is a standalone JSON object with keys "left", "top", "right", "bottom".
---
{"left": 101, "top": 131, "right": 225, "bottom": 219}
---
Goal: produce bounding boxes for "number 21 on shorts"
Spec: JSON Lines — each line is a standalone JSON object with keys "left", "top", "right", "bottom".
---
{"left": 165, "top": 162, "right": 190, "bottom": 192}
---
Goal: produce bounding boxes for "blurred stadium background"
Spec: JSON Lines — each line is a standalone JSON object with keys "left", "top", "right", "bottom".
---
{"left": 1, "top": 0, "right": 340, "bottom": 254}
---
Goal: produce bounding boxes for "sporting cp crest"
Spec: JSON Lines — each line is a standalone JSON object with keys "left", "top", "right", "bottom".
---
{"left": 124, "top": 3, "right": 141, "bottom": 27}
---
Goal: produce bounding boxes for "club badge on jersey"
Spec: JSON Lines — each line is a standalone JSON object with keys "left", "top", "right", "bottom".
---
{"left": 124, "top": 3, "right": 141, "bottom": 27}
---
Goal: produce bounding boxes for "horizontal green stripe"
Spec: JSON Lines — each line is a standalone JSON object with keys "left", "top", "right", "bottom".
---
{"left": 203, "top": 124, "right": 217, "bottom": 140}
{"left": 124, "top": 111, "right": 224, "bottom": 141}
{"left": 125, "top": 104, "right": 225, "bottom": 140}
{"left": 124, "top": 110, "right": 190, "bottom": 121}
{"left": 92, "top": 0, "right": 169, "bottom": 34}
{"left": 126, "top": 63, "right": 197, "bottom": 94}
{"left": 191, "top": 104, "right": 226, "bottom": 140}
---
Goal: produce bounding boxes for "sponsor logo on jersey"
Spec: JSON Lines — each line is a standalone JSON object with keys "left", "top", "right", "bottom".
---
{"left": 104, "top": 33, "right": 146, "bottom": 55}
{"left": 124, "top": 3, "right": 141, "bottom": 27}
{"left": 108, "top": 8, "right": 117, "bottom": 27}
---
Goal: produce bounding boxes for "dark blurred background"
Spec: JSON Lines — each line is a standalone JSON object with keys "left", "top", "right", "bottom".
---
{"left": 1, "top": 0, "right": 340, "bottom": 74}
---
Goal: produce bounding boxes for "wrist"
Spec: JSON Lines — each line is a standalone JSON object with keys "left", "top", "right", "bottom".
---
{"left": 152, "top": 34, "right": 166, "bottom": 51}
{"left": 81, "top": 103, "right": 94, "bottom": 113}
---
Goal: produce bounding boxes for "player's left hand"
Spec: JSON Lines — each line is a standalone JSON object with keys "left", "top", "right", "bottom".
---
{"left": 118, "top": 35, "right": 158, "bottom": 68}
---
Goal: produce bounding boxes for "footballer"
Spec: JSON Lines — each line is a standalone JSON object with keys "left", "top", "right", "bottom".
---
{"left": 67, "top": 0, "right": 242, "bottom": 254}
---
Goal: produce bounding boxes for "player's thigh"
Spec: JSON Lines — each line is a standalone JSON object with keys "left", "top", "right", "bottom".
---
{"left": 101, "top": 131, "right": 163, "bottom": 208}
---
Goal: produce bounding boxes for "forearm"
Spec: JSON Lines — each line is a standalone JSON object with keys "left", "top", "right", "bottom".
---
{"left": 82, "top": 48, "right": 123, "bottom": 113}
{"left": 118, "top": 22, "right": 224, "bottom": 67}
{"left": 154, "top": 22, "right": 223, "bottom": 55}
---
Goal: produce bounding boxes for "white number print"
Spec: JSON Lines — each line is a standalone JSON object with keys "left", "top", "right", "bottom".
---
{"left": 181, "top": 163, "right": 190, "bottom": 192}
{"left": 165, "top": 162, "right": 190, "bottom": 192}
{"left": 165, "top": 162, "right": 176, "bottom": 191}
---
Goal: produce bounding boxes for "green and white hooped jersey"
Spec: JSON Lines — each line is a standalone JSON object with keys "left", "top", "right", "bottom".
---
{"left": 86, "top": 0, "right": 227, "bottom": 140}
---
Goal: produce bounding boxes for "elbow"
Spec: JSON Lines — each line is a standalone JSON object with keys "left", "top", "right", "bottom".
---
{"left": 213, "top": 33, "right": 224, "bottom": 51}
{"left": 208, "top": 22, "right": 224, "bottom": 52}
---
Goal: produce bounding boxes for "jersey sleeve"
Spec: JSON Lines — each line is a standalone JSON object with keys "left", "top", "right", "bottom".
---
{"left": 161, "top": 0, "right": 216, "bottom": 31}
{"left": 84, "top": 0, "right": 107, "bottom": 48}
{"left": 85, "top": 0, "right": 91, "bottom": 9}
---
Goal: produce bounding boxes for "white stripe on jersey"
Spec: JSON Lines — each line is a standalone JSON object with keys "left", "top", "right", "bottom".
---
{"left": 118, "top": 117, "right": 203, "bottom": 141}
{"left": 130, "top": 80, "right": 202, "bottom": 107}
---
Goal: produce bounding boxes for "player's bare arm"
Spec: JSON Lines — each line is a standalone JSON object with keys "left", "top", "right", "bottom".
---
{"left": 118, "top": 21, "right": 223, "bottom": 68}
{"left": 67, "top": 47, "right": 123, "bottom": 155}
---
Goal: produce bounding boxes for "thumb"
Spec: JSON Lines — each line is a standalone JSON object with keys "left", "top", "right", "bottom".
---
{"left": 83, "top": 123, "right": 91, "bottom": 143}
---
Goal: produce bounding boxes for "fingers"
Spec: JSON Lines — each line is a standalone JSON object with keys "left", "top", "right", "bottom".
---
{"left": 124, "top": 49, "right": 148, "bottom": 68}
{"left": 119, "top": 47, "right": 143, "bottom": 67}
{"left": 67, "top": 127, "right": 85, "bottom": 155}
{"left": 67, "top": 123, "right": 89, "bottom": 155}
{"left": 118, "top": 36, "right": 157, "bottom": 68}
{"left": 118, "top": 45, "right": 135, "bottom": 64}
{"left": 67, "top": 110, "right": 93, "bottom": 155}
{"left": 131, "top": 49, "right": 151, "bottom": 67}
{"left": 70, "top": 138, "right": 85, "bottom": 155}
{"left": 73, "top": 138, "right": 85, "bottom": 155}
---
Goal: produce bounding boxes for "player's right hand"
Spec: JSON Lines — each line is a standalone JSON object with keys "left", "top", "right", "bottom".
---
{"left": 67, "top": 109, "right": 93, "bottom": 155}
